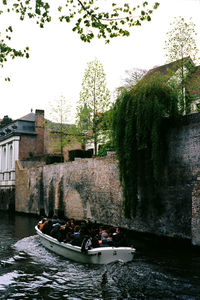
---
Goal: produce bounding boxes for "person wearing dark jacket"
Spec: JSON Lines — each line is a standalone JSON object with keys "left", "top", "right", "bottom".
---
{"left": 42, "top": 220, "right": 53, "bottom": 235}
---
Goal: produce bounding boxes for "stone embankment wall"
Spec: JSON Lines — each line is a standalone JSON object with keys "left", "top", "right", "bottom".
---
{"left": 0, "top": 187, "right": 15, "bottom": 211}
{"left": 16, "top": 154, "right": 124, "bottom": 226}
{"left": 15, "top": 113, "right": 200, "bottom": 246}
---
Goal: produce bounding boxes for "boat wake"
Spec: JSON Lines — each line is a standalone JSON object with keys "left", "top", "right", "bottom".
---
{"left": 13, "top": 235, "right": 64, "bottom": 267}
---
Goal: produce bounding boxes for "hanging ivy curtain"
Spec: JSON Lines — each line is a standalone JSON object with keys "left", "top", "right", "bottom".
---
{"left": 112, "top": 77, "right": 182, "bottom": 218}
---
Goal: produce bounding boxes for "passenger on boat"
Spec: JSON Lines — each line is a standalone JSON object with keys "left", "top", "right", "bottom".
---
{"left": 50, "top": 223, "right": 63, "bottom": 242}
{"left": 73, "top": 225, "right": 80, "bottom": 237}
{"left": 90, "top": 230, "right": 100, "bottom": 248}
{"left": 112, "top": 227, "right": 125, "bottom": 247}
{"left": 81, "top": 236, "right": 92, "bottom": 253}
{"left": 101, "top": 229, "right": 108, "bottom": 239}
{"left": 70, "top": 218, "right": 75, "bottom": 231}
{"left": 100, "top": 238, "right": 109, "bottom": 247}
{"left": 63, "top": 220, "right": 72, "bottom": 242}
{"left": 38, "top": 218, "right": 48, "bottom": 231}
{"left": 70, "top": 224, "right": 88, "bottom": 246}
{"left": 42, "top": 219, "right": 53, "bottom": 235}
{"left": 107, "top": 233, "right": 113, "bottom": 245}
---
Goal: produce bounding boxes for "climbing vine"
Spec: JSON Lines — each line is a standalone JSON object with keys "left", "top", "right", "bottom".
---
{"left": 112, "top": 77, "right": 182, "bottom": 218}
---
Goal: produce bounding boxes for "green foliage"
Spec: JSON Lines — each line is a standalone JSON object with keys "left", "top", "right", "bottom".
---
{"left": 76, "top": 58, "right": 111, "bottom": 155}
{"left": 28, "top": 151, "right": 34, "bottom": 158}
{"left": 97, "top": 141, "right": 115, "bottom": 157}
{"left": 112, "top": 78, "right": 181, "bottom": 218}
{"left": 7, "top": 0, "right": 159, "bottom": 42}
{"left": 164, "top": 17, "right": 200, "bottom": 114}
{"left": 164, "top": 17, "right": 199, "bottom": 63}
{"left": 0, "top": 115, "right": 12, "bottom": 127}
{"left": 1, "top": 1, "right": 159, "bottom": 66}
{"left": 0, "top": 24, "right": 29, "bottom": 68}
{"left": 47, "top": 96, "right": 72, "bottom": 158}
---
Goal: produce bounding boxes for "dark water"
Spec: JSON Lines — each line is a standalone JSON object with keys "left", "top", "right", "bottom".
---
{"left": 0, "top": 212, "right": 200, "bottom": 300}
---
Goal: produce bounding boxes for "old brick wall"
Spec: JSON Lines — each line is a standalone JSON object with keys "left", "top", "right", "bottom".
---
{"left": 19, "top": 135, "right": 37, "bottom": 160}
{"left": 35, "top": 109, "right": 45, "bottom": 155}
{"left": 18, "top": 110, "right": 46, "bottom": 160}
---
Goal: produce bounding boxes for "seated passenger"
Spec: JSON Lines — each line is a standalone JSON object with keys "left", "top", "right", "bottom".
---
{"left": 63, "top": 220, "right": 72, "bottom": 242}
{"left": 91, "top": 230, "right": 99, "bottom": 248}
{"left": 50, "top": 223, "right": 63, "bottom": 242}
{"left": 107, "top": 233, "right": 113, "bottom": 246}
{"left": 70, "top": 218, "right": 75, "bottom": 231}
{"left": 73, "top": 225, "right": 80, "bottom": 237}
{"left": 38, "top": 218, "right": 48, "bottom": 231}
{"left": 100, "top": 238, "right": 109, "bottom": 247}
{"left": 112, "top": 227, "right": 124, "bottom": 247}
{"left": 70, "top": 225, "right": 87, "bottom": 246}
{"left": 81, "top": 235, "right": 92, "bottom": 253}
{"left": 42, "top": 220, "right": 53, "bottom": 235}
{"left": 101, "top": 228, "right": 108, "bottom": 239}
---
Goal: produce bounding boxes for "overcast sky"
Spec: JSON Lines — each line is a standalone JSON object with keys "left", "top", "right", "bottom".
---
{"left": 1, "top": 0, "right": 200, "bottom": 122}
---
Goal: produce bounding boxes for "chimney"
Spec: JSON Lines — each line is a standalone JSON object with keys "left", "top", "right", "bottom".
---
{"left": 35, "top": 109, "right": 45, "bottom": 155}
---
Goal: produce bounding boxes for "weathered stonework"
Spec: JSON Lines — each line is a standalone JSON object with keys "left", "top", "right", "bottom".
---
{"left": 14, "top": 113, "right": 200, "bottom": 246}
{"left": 0, "top": 187, "right": 15, "bottom": 211}
{"left": 192, "top": 176, "right": 200, "bottom": 246}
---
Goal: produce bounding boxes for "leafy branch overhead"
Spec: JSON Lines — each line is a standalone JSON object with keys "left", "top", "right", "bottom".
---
{"left": 6, "top": 0, "right": 160, "bottom": 41}
{"left": 0, "top": 22, "right": 29, "bottom": 70}
{"left": 0, "top": 1, "right": 160, "bottom": 68}
{"left": 60, "top": 0, "right": 160, "bottom": 43}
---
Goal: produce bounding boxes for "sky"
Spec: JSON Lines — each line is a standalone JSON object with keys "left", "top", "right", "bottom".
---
{"left": 1, "top": 0, "right": 200, "bottom": 122}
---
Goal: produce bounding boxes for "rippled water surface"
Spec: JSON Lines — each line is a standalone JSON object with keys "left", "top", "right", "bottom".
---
{"left": 0, "top": 212, "right": 199, "bottom": 299}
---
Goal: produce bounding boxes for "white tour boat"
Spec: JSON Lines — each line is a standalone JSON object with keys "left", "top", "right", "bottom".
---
{"left": 35, "top": 225, "right": 136, "bottom": 264}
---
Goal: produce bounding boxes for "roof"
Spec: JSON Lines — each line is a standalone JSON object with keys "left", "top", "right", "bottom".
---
{"left": 19, "top": 112, "right": 35, "bottom": 122}
{"left": 142, "top": 56, "right": 192, "bottom": 83}
{"left": 185, "top": 65, "right": 200, "bottom": 98}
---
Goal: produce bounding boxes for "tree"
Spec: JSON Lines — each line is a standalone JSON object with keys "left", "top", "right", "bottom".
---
{"left": 122, "top": 68, "right": 147, "bottom": 89}
{"left": 112, "top": 78, "right": 181, "bottom": 218}
{"left": 1, "top": 1, "right": 159, "bottom": 66}
{"left": 47, "top": 96, "right": 72, "bottom": 161}
{"left": 115, "top": 67, "right": 147, "bottom": 96}
{"left": 76, "top": 58, "right": 111, "bottom": 155}
{"left": 164, "top": 17, "right": 199, "bottom": 113}
{"left": 164, "top": 17, "right": 199, "bottom": 63}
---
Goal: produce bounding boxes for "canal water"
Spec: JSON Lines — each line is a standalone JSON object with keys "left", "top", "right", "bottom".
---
{"left": 0, "top": 211, "right": 199, "bottom": 300}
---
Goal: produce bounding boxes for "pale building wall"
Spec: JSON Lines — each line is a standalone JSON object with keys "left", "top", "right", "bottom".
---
{"left": 0, "top": 136, "right": 20, "bottom": 187}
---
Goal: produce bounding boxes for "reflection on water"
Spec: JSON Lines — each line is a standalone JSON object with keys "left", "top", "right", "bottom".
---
{"left": 0, "top": 211, "right": 200, "bottom": 299}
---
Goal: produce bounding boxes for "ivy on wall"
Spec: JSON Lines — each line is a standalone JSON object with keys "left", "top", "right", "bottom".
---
{"left": 112, "top": 77, "right": 182, "bottom": 218}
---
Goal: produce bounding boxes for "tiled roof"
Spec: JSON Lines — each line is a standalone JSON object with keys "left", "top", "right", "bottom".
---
{"left": 185, "top": 65, "right": 200, "bottom": 97}
{"left": 142, "top": 56, "right": 191, "bottom": 82}
{"left": 19, "top": 112, "right": 35, "bottom": 122}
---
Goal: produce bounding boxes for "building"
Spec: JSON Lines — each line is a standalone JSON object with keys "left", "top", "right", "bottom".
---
{"left": 0, "top": 109, "right": 83, "bottom": 192}
{"left": 141, "top": 57, "right": 200, "bottom": 113}
{"left": 0, "top": 109, "right": 45, "bottom": 189}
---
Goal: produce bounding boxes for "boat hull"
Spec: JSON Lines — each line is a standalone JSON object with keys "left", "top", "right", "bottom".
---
{"left": 35, "top": 226, "right": 135, "bottom": 264}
